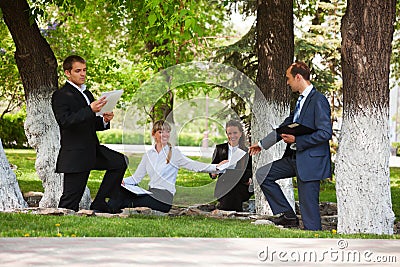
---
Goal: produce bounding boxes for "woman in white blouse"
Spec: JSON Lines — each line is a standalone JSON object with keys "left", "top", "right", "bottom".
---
{"left": 116, "top": 120, "right": 227, "bottom": 212}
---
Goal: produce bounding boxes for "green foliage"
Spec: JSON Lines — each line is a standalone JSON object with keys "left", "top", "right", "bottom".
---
{"left": 0, "top": 21, "right": 24, "bottom": 116}
{"left": 0, "top": 113, "right": 28, "bottom": 148}
{"left": 294, "top": 0, "right": 345, "bottom": 95}
{"left": 390, "top": 0, "right": 400, "bottom": 85}
{"left": 22, "top": 0, "right": 231, "bottom": 124}
{"left": 118, "top": 0, "right": 228, "bottom": 122}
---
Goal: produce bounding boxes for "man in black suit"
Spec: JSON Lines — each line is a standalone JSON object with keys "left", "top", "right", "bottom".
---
{"left": 52, "top": 55, "right": 127, "bottom": 213}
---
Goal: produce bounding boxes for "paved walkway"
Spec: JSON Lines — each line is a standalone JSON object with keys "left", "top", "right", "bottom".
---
{"left": 0, "top": 238, "right": 399, "bottom": 266}
{"left": 105, "top": 144, "right": 215, "bottom": 158}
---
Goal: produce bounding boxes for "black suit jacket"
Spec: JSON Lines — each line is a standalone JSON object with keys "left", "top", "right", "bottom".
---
{"left": 52, "top": 82, "right": 109, "bottom": 173}
{"left": 212, "top": 143, "right": 253, "bottom": 184}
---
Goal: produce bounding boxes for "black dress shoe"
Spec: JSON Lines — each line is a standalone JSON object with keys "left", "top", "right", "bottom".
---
{"left": 107, "top": 199, "right": 123, "bottom": 214}
{"left": 90, "top": 201, "right": 122, "bottom": 214}
{"left": 270, "top": 214, "right": 299, "bottom": 228}
{"left": 90, "top": 201, "right": 109, "bottom": 213}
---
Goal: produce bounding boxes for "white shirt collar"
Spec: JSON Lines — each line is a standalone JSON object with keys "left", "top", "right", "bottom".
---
{"left": 301, "top": 84, "right": 313, "bottom": 98}
{"left": 67, "top": 80, "right": 87, "bottom": 93}
{"left": 228, "top": 143, "right": 239, "bottom": 150}
{"left": 150, "top": 144, "right": 170, "bottom": 153}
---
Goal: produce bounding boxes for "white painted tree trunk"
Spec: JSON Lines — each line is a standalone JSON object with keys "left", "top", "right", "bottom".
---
{"left": 24, "top": 92, "right": 91, "bottom": 209}
{"left": 0, "top": 139, "right": 28, "bottom": 210}
{"left": 335, "top": 112, "right": 394, "bottom": 234}
{"left": 252, "top": 100, "right": 295, "bottom": 215}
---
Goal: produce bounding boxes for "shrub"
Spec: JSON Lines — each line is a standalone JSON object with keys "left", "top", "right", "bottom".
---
{"left": 392, "top": 142, "right": 400, "bottom": 156}
{"left": 97, "top": 129, "right": 151, "bottom": 144}
{"left": 0, "top": 113, "right": 29, "bottom": 148}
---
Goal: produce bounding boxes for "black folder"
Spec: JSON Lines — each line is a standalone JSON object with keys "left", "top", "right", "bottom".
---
{"left": 276, "top": 123, "right": 315, "bottom": 136}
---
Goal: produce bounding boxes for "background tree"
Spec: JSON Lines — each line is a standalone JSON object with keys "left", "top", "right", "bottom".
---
{"left": 0, "top": 0, "right": 92, "bottom": 209}
{"left": 335, "top": 0, "right": 396, "bottom": 234}
{"left": 251, "top": 0, "right": 295, "bottom": 215}
{"left": 0, "top": 138, "right": 27, "bottom": 209}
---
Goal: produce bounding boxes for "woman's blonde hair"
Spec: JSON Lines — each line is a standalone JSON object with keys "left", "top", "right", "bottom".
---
{"left": 152, "top": 120, "right": 172, "bottom": 164}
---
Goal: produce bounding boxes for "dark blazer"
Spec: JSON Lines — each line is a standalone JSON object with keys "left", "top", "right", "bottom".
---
{"left": 211, "top": 143, "right": 252, "bottom": 199}
{"left": 260, "top": 87, "right": 332, "bottom": 181}
{"left": 52, "top": 82, "right": 109, "bottom": 173}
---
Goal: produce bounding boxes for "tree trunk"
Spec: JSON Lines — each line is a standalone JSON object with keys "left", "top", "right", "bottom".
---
{"left": 336, "top": 0, "right": 396, "bottom": 234}
{"left": 254, "top": 0, "right": 295, "bottom": 215}
{"left": 0, "top": 139, "right": 27, "bottom": 210}
{"left": 0, "top": 0, "right": 91, "bottom": 209}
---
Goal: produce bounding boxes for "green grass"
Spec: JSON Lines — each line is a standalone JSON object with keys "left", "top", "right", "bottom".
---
{"left": 5, "top": 148, "right": 399, "bottom": 214}
{"left": 2, "top": 148, "right": 400, "bottom": 238}
{"left": 0, "top": 212, "right": 397, "bottom": 239}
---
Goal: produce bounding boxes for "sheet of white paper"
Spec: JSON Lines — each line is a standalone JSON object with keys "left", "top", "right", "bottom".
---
{"left": 121, "top": 184, "right": 153, "bottom": 195}
{"left": 217, "top": 148, "right": 247, "bottom": 171}
{"left": 96, "top": 89, "right": 123, "bottom": 115}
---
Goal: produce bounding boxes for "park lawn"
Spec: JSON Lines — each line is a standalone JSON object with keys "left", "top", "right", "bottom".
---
{"left": 0, "top": 212, "right": 396, "bottom": 239}
{"left": 5, "top": 149, "right": 399, "bottom": 214}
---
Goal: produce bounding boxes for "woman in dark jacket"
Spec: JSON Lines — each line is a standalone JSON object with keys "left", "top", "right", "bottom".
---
{"left": 210, "top": 120, "right": 253, "bottom": 212}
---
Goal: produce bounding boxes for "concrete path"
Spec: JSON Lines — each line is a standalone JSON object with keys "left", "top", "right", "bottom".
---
{"left": 0, "top": 238, "right": 399, "bottom": 266}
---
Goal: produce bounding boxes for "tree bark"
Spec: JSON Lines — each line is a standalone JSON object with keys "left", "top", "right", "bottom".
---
{"left": 0, "top": 0, "right": 91, "bottom": 209}
{"left": 336, "top": 0, "right": 396, "bottom": 234}
{"left": 0, "top": 139, "right": 27, "bottom": 210}
{"left": 253, "top": 0, "right": 295, "bottom": 215}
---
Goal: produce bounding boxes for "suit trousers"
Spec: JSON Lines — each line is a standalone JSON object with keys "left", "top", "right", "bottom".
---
{"left": 119, "top": 187, "right": 173, "bottom": 213}
{"left": 255, "top": 156, "right": 321, "bottom": 230}
{"left": 218, "top": 182, "right": 252, "bottom": 212}
{"left": 58, "top": 146, "right": 127, "bottom": 212}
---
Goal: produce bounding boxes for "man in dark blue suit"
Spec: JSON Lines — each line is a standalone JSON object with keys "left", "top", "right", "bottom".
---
{"left": 52, "top": 55, "right": 127, "bottom": 213}
{"left": 249, "top": 61, "right": 332, "bottom": 230}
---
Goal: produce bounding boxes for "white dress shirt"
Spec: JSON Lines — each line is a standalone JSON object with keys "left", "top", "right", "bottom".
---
{"left": 124, "top": 145, "right": 218, "bottom": 194}
{"left": 224, "top": 143, "right": 239, "bottom": 171}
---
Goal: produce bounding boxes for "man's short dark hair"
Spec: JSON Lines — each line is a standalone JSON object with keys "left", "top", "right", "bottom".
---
{"left": 289, "top": 61, "right": 311, "bottom": 81}
{"left": 63, "top": 55, "right": 86, "bottom": 71}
